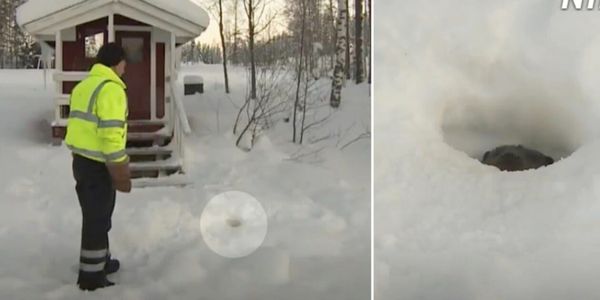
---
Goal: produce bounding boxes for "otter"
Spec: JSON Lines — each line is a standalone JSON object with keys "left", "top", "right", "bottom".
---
{"left": 482, "top": 145, "right": 554, "bottom": 171}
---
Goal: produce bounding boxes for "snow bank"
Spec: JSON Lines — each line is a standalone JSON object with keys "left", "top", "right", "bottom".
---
{"left": 378, "top": 0, "right": 600, "bottom": 160}
{"left": 376, "top": 1, "right": 600, "bottom": 299}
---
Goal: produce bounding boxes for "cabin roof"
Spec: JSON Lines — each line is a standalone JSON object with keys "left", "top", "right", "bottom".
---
{"left": 17, "top": 0, "right": 209, "bottom": 29}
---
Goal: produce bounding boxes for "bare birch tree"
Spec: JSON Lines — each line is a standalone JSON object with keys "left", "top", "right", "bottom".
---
{"left": 344, "top": 0, "right": 351, "bottom": 80}
{"left": 327, "top": 0, "right": 336, "bottom": 71}
{"left": 233, "top": 65, "right": 291, "bottom": 150}
{"left": 354, "top": 0, "right": 363, "bottom": 84}
{"left": 367, "top": 0, "right": 371, "bottom": 84}
{"left": 293, "top": 0, "right": 308, "bottom": 143}
{"left": 230, "top": 0, "right": 241, "bottom": 65}
{"left": 243, "top": 0, "right": 258, "bottom": 99}
{"left": 242, "top": 0, "right": 277, "bottom": 99}
{"left": 217, "top": 0, "right": 230, "bottom": 93}
{"left": 330, "top": 0, "right": 347, "bottom": 108}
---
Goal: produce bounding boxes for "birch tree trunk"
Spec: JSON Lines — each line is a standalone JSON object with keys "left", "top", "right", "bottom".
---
{"left": 0, "top": 1, "right": 5, "bottom": 68}
{"left": 328, "top": 0, "right": 336, "bottom": 71}
{"left": 354, "top": 0, "right": 363, "bottom": 84}
{"left": 367, "top": 0, "right": 371, "bottom": 84}
{"left": 232, "top": 0, "right": 239, "bottom": 65}
{"left": 344, "top": 0, "right": 351, "bottom": 80}
{"left": 330, "top": 0, "right": 347, "bottom": 108}
{"left": 244, "top": 0, "right": 257, "bottom": 99}
{"left": 293, "top": 0, "right": 307, "bottom": 143}
{"left": 218, "top": 0, "right": 230, "bottom": 93}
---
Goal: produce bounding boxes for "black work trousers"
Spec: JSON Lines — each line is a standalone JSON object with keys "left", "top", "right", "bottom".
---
{"left": 72, "top": 154, "right": 116, "bottom": 283}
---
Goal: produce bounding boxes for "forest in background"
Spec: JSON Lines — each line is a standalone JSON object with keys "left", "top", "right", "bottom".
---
{"left": 0, "top": 0, "right": 371, "bottom": 84}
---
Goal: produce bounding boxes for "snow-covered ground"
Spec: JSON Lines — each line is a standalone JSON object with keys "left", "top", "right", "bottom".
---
{"left": 376, "top": 1, "right": 600, "bottom": 299}
{"left": 0, "top": 64, "right": 370, "bottom": 299}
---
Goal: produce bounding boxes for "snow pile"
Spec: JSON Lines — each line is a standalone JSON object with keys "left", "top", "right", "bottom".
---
{"left": 0, "top": 65, "right": 369, "bottom": 299}
{"left": 376, "top": 1, "right": 600, "bottom": 299}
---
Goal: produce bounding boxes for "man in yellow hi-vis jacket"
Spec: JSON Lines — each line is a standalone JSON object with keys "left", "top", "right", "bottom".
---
{"left": 65, "top": 43, "right": 131, "bottom": 291}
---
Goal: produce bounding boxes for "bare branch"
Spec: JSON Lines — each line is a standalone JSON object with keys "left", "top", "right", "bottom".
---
{"left": 340, "top": 131, "right": 371, "bottom": 150}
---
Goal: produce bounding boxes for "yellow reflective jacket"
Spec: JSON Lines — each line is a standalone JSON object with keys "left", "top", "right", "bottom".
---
{"left": 65, "top": 64, "right": 129, "bottom": 163}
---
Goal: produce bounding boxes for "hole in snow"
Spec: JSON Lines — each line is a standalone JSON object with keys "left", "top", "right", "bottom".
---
{"left": 227, "top": 218, "right": 242, "bottom": 228}
{"left": 440, "top": 94, "right": 589, "bottom": 169}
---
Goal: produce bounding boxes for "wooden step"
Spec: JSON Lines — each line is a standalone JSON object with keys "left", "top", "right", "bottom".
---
{"left": 132, "top": 174, "right": 192, "bottom": 188}
{"left": 130, "top": 159, "right": 182, "bottom": 172}
{"left": 127, "top": 130, "right": 172, "bottom": 141}
{"left": 128, "top": 123, "right": 166, "bottom": 134}
{"left": 126, "top": 146, "right": 173, "bottom": 156}
{"left": 56, "top": 94, "right": 70, "bottom": 105}
{"left": 128, "top": 120, "right": 166, "bottom": 126}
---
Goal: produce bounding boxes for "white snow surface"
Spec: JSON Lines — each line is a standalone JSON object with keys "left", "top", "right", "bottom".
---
{"left": 16, "top": 0, "right": 210, "bottom": 28}
{"left": 376, "top": 1, "right": 600, "bottom": 300}
{"left": 0, "top": 65, "right": 370, "bottom": 299}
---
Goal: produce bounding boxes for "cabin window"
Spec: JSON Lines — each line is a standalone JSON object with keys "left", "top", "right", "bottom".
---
{"left": 85, "top": 32, "right": 105, "bottom": 58}
{"left": 122, "top": 37, "right": 144, "bottom": 64}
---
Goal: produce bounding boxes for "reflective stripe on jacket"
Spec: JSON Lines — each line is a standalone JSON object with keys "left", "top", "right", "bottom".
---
{"left": 65, "top": 64, "right": 129, "bottom": 163}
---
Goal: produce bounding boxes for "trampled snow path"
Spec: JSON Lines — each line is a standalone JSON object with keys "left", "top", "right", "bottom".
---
{"left": 0, "top": 65, "right": 370, "bottom": 299}
{"left": 376, "top": 1, "right": 600, "bottom": 299}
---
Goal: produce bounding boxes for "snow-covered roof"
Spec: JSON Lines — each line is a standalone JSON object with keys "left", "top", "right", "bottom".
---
{"left": 17, "top": 0, "right": 209, "bottom": 29}
{"left": 16, "top": 0, "right": 81, "bottom": 26}
{"left": 144, "top": 0, "right": 209, "bottom": 28}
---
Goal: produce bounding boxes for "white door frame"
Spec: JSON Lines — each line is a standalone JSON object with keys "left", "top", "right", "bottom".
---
{"left": 150, "top": 29, "right": 157, "bottom": 121}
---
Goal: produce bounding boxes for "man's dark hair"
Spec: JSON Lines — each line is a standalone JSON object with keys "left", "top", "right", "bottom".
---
{"left": 96, "top": 43, "right": 126, "bottom": 67}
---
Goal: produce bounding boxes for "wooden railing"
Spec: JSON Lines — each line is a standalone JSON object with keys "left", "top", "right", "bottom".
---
{"left": 52, "top": 71, "right": 90, "bottom": 127}
{"left": 53, "top": 71, "right": 88, "bottom": 82}
{"left": 168, "top": 79, "right": 191, "bottom": 173}
{"left": 169, "top": 80, "right": 191, "bottom": 134}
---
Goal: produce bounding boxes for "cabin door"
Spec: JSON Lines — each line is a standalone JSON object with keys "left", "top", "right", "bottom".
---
{"left": 116, "top": 31, "right": 151, "bottom": 120}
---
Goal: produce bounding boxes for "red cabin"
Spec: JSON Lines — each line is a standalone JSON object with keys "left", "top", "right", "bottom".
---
{"left": 17, "top": 0, "right": 209, "bottom": 185}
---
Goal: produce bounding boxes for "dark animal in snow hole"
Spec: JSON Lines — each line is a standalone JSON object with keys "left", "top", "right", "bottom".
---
{"left": 481, "top": 145, "right": 554, "bottom": 172}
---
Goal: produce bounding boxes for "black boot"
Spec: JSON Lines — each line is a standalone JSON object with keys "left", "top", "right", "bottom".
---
{"left": 78, "top": 278, "right": 115, "bottom": 291}
{"left": 78, "top": 272, "right": 115, "bottom": 291}
{"left": 105, "top": 258, "right": 120, "bottom": 275}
